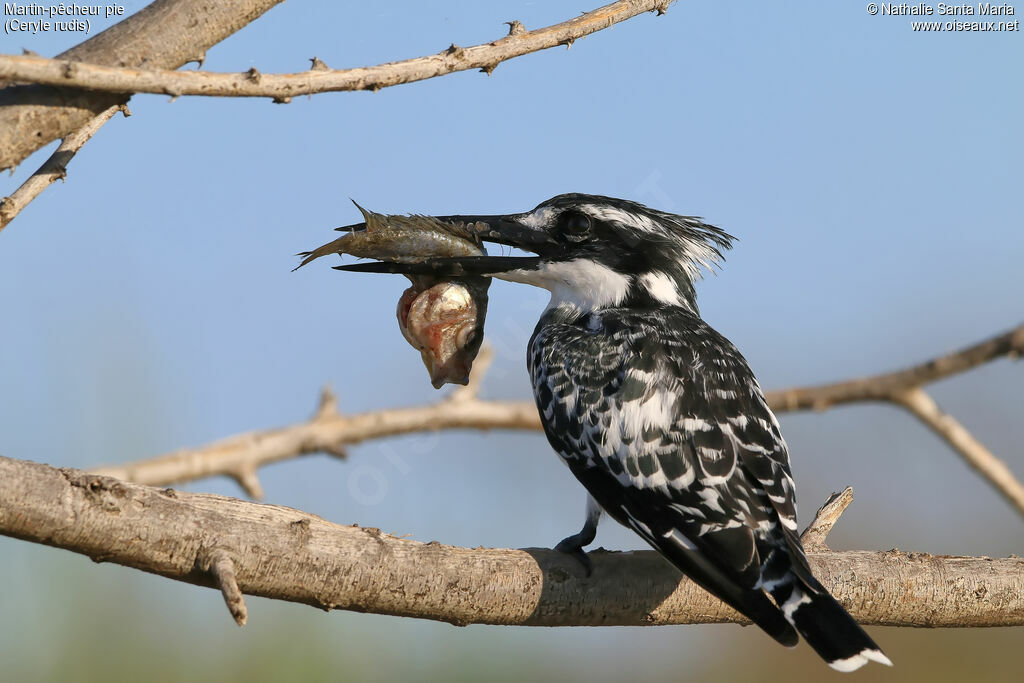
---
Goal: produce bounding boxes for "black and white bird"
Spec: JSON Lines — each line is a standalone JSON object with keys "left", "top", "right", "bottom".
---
{"left": 340, "top": 194, "right": 891, "bottom": 672}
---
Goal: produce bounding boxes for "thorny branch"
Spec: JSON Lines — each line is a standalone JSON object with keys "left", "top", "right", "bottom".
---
{"left": 0, "top": 105, "right": 127, "bottom": 233}
{"left": 3, "top": 455, "right": 1022, "bottom": 628}
{"left": 0, "top": 0, "right": 287, "bottom": 173}
{"left": 0, "top": 0, "right": 670, "bottom": 234}
{"left": 0, "top": 1, "right": 675, "bottom": 102}
{"left": 95, "top": 324, "right": 1024, "bottom": 518}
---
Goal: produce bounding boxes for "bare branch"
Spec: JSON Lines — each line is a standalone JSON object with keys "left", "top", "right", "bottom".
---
{"left": 892, "top": 388, "right": 1024, "bottom": 515}
{"left": 765, "top": 323, "right": 1024, "bottom": 412}
{"left": 93, "top": 325, "right": 1022, "bottom": 521}
{"left": 764, "top": 323, "right": 1024, "bottom": 517}
{"left": 0, "top": 1, "right": 674, "bottom": 101}
{"left": 0, "top": 104, "right": 126, "bottom": 234}
{"left": 0, "top": 0, "right": 286, "bottom": 172}
{"left": 799, "top": 487, "right": 854, "bottom": 552}
{"left": 91, "top": 386, "right": 541, "bottom": 493}
{"left": 3, "top": 455, "right": 1021, "bottom": 628}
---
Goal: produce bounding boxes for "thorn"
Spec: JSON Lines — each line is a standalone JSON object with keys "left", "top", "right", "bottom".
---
{"left": 272, "top": 96, "right": 292, "bottom": 104}
{"left": 563, "top": 37, "right": 575, "bottom": 50}
{"left": 246, "top": 67, "right": 262, "bottom": 84}
{"left": 118, "top": 104, "right": 132, "bottom": 118}
{"left": 445, "top": 43, "right": 466, "bottom": 59}
{"left": 22, "top": 48, "right": 40, "bottom": 57}
{"left": 479, "top": 63, "right": 498, "bottom": 76}
{"left": 656, "top": 2, "right": 671, "bottom": 15}
{"left": 369, "top": 83, "right": 382, "bottom": 93}
{"left": 505, "top": 20, "right": 526, "bottom": 36}
{"left": 203, "top": 550, "right": 248, "bottom": 626}
{"left": 234, "top": 467, "right": 265, "bottom": 500}
{"left": 322, "top": 444, "right": 348, "bottom": 460}
{"left": 315, "top": 385, "right": 338, "bottom": 419}
{"left": 309, "top": 56, "right": 329, "bottom": 71}
{"left": 188, "top": 52, "right": 206, "bottom": 69}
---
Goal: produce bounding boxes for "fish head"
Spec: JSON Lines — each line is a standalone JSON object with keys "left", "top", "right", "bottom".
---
{"left": 396, "top": 281, "right": 483, "bottom": 388}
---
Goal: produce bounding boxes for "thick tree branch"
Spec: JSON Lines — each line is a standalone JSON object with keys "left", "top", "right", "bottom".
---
{"left": 0, "top": 1, "right": 674, "bottom": 103}
{"left": 94, "top": 325, "right": 1024, "bottom": 519}
{"left": 2, "top": 455, "right": 1021, "bottom": 628}
{"left": 0, "top": 104, "right": 127, "bottom": 233}
{"left": 0, "top": 0, "right": 286, "bottom": 172}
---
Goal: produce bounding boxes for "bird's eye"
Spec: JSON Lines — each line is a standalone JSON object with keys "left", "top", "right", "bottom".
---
{"left": 561, "top": 212, "right": 591, "bottom": 240}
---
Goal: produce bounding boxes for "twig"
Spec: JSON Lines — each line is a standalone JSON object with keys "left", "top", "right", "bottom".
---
{"left": 892, "top": 388, "right": 1024, "bottom": 515}
{"left": 93, "top": 325, "right": 1023, "bottom": 521}
{"left": 0, "top": 104, "right": 126, "bottom": 234}
{"left": 3, "top": 455, "right": 1021, "bottom": 628}
{"left": 0, "top": 1, "right": 674, "bottom": 100}
{"left": 799, "top": 487, "right": 854, "bottom": 552}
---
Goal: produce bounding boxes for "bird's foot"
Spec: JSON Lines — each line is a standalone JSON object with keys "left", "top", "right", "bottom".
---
{"left": 554, "top": 533, "right": 594, "bottom": 577}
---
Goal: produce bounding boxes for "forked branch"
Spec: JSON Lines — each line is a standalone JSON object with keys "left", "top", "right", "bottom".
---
{"left": 94, "top": 325, "right": 1024, "bottom": 518}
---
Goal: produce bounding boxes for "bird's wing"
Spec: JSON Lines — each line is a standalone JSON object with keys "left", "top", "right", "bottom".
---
{"left": 530, "top": 310, "right": 808, "bottom": 642}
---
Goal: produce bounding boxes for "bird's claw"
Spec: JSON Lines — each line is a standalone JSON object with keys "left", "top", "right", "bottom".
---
{"left": 554, "top": 534, "right": 594, "bottom": 577}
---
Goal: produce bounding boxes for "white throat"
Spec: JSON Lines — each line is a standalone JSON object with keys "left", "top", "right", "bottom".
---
{"left": 495, "top": 259, "right": 631, "bottom": 312}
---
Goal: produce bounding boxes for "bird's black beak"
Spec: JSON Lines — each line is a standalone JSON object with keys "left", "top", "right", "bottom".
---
{"left": 333, "top": 213, "right": 552, "bottom": 277}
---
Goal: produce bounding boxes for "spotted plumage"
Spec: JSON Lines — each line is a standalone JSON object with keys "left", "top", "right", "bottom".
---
{"left": 336, "top": 194, "right": 891, "bottom": 672}
{"left": 529, "top": 304, "right": 837, "bottom": 654}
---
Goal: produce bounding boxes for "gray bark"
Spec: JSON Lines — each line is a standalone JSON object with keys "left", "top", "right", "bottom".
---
{"left": 2, "top": 455, "right": 1021, "bottom": 628}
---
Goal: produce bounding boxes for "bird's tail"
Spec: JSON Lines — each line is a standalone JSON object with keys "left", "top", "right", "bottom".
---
{"left": 768, "top": 572, "right": 892, "bottom": 672}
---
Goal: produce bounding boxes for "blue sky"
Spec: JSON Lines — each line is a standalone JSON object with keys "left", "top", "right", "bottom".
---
{"left": 1, "top": 2, "right": 1022, "bottom": 680}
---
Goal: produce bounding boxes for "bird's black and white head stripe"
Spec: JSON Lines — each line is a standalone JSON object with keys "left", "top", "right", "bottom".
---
{"left": 491, "top": 193, "right": 735, "bottom": 315}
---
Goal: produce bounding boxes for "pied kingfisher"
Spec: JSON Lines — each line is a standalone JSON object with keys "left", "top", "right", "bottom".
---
{"left": 340, "top": 194, "right": 891, "bottom": 672}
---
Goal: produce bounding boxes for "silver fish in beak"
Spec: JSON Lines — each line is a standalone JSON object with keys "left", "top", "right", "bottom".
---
{"left": 296, "top": 202, "right": 490, "bottom": 388}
